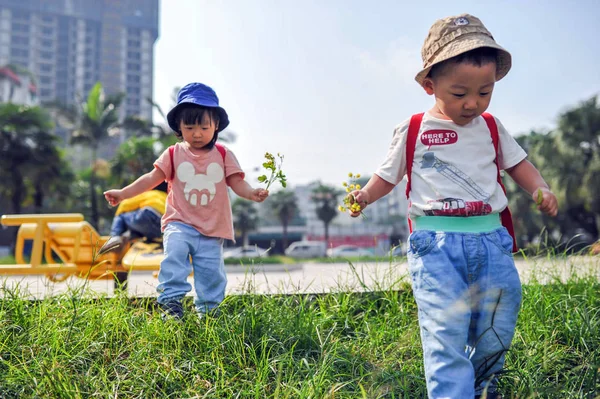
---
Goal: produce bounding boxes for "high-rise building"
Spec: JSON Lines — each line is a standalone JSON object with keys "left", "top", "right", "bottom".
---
{"left": 0, "top": 0, "right": 159, "bottom": 122}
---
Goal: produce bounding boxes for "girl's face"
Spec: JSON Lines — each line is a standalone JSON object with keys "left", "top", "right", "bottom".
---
{"left": 179, "top": 111, "right": 218, "bottom": 152}
{"left": 424, "top": 61, "right": 496, "bottom": 126}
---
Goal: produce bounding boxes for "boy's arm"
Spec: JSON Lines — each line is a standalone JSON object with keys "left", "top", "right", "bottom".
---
{"left": 104, "top": 167, "right": 166, "bottom": 207}
{"left": 348, "top": 174, "right": 396, "bottom": 217}
{"left": 227, "top": 173, "right": 269, "bottom": 203}
{"left": 505, "top": 159, "right": 558, "bottom": 216}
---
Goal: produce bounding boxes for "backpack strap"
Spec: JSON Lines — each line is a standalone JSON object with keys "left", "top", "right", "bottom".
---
{"left": 481, "top": 112, "right": 518, "bottom": 252}
{"left": 405, "top": 113, "right": 424, "bottom": 234}
{"left": 167, "top": 143, "right": 227, "bottom": 191}
{"left": 405, "top": 113, "right": 424, "bottom": 199}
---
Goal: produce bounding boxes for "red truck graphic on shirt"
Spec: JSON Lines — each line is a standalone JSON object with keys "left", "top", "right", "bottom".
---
{"left": 424, "top": 198, "right": 492, "bottom": 216}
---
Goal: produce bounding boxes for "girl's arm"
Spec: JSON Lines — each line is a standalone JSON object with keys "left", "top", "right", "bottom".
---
{"left": 104, "top": 167, "right": 166, "bottom": 206}
{"left": 227, "top": 173, "right": 269, "bottom": 202}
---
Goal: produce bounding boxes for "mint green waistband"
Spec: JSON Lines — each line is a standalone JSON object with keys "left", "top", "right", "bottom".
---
{"left": 412, "top": 214, "right": 501, "bottom": 233}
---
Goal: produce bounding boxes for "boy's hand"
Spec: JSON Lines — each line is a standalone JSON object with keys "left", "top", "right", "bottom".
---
{"left": 104, "top": 189, "right": 124, "bottom": 207}
{"left": 533, "top": 187, "right": 558, "bottom": 217}
{"left": 348, "top": 190, "right": 370, "bottom": 218}
{"left": 250, "top": 188, "right": 269, "bottom": 203}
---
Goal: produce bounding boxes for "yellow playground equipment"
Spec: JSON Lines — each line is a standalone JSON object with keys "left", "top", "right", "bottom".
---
{"left": 0, "top": 213, "right": 165, "bottom": 287}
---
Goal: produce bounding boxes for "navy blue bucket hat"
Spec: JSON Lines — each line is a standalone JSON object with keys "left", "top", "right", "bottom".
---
{"left": 166, "top": 83, "right": 230, "bottom": 133}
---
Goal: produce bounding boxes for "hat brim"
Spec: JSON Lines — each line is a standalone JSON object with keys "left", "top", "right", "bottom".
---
{"left": 166, "top": 101, "right": 230, "bottom": 133}
{"left": 415, "top": 34, "right": 512, "bottom": 86}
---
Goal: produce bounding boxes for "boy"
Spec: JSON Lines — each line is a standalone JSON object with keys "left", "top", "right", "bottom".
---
{"left": 104, "top": 83, "right": 269, "bottom": 319}
{"left": 349, "top": 14, "right": 558, "bottom": 398}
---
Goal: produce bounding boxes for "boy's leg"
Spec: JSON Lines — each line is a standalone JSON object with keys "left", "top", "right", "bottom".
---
{"left": 123, "top": 208, "right": 162, "bottom": 240}
{"left": 156, "top": 222, "right": 194, "bottom": 316}
{"left": 468, "top": 228, "right": 522, "bottom": 396}
{"left": 190, "top": 235, "right": 227, "bottom": 314}
{"left": 408, "top": 231, "right": 475, "bottom": 398}
{"left": 109, "top": 213, "right": 128, "bottom": 236}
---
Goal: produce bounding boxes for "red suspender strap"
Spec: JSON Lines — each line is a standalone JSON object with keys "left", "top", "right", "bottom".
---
{"left": 405, "top": 113, "right": 424, "bottom": 233}
{"left": 168, "top": 145, "right": 175, "bottom": 180}
{"left": 215, "top": 143, "right": 227, "bottom": 160}
{"left": 481, "top": 112, "right": 518, "bottom": 252}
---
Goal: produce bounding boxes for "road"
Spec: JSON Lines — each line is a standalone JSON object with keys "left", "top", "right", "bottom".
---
{"left": 0, "top": 256, "right": 598, "bottom": 299}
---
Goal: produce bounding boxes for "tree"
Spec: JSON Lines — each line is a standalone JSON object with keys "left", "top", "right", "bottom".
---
{"left": 110, "top": 137, "right": 161, "bottom": 188}
{"left": 232, "top": 198, "right": 259, "bottom": 246}
{"left": 0, "top": 104, "right": 59, "bottom": 214}
{"left": 311, "top": 183, "right": 342, "bottom": 246}
{"left": 27, "top": 136, "right": 74, "bottom": 213}
{"left": 50, "top": 82, "right": 124, "bottom": 228}
{"left": 268, "top": 190, "right": 299, "bottom": 250}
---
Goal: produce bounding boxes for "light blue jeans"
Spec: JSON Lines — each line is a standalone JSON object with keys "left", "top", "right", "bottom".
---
{"left": 157, "top": 222, "right": 227, "bottom": 313}
{"left": 407, "top": 227, "right": 522, "bottom": 398}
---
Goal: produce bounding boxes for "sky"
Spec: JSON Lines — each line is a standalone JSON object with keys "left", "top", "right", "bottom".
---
{"left": 153, "top": 0, "right": 600, "bottom": 188}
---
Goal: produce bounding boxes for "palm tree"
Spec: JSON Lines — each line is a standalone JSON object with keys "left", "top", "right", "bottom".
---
{"left": 232, "top": 198, "right": 259, "bottom": 246}
{"left": 269, "top": 190, "right": 299, "bottom": 251}
{"left": 0, "top": 103, "right": 57, "bottom": 214}
{"left": 50, "top": 82, "right": 124, "bottom": 228}
{"left": 311, "top": 183, "right": 342, "bottom": 246}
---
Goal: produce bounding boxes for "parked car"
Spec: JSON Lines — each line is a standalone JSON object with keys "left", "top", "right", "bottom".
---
{"left": 284, "top": 241, "right": 327, "bottom": 258}
{"left": 223, "top": 246, "right": 269, "bottom": 259}
{"left": 326, "top": 245, "right": 372, "bottom": 258}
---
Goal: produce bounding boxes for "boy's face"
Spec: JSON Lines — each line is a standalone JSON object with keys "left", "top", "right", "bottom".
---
{"left": 179, "top": 112, "right": 218, "bottom": 151}
{"left": 424, "top": 62, "right": 496, "bottom": 126}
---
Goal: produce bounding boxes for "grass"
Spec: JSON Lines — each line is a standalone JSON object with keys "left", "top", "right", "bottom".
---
{"left": 0, "top": 257, "right": 598, "bottom": 399}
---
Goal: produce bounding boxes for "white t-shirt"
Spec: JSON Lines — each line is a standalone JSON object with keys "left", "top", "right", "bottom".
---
{"left": 375, "top": 112, "right": 527, "bottom": 218}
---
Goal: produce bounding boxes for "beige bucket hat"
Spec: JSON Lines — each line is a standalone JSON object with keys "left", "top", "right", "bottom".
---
{"left": 415, "top": 13, "right": 512, "bottom": 86}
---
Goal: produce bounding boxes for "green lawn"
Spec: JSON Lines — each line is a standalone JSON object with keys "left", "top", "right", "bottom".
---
{"left": 0, "top": 263, "right": 598, "bottom": 398}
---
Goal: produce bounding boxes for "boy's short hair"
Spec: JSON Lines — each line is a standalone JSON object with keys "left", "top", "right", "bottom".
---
{"left": 415, "top": 14, "right": 511, "bottom": 86}
{"left": 427, "top": 47, "right": 498, "bottom": 81}
{"left": 173, "top": 104, "right": 220, "bottom": 149}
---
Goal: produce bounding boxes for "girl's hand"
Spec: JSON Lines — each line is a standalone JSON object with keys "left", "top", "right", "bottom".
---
{"left": 250, "top": 188, "right": 269, "bottom": 203}
{"left": 533, "top": 187, "right": 558, "bottom": 217}
{"left": 104, "top": 189, "right": 124, "bottom": 207}
{"left": 348, "top": 190, "right": 370, "bottom": 218}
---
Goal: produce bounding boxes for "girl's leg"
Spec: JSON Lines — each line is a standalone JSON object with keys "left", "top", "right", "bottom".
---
{"left": 156, "top": 222, "right": 194, "bottom": 312}
{"left": 189, "top": 234, "right": 226, "bottom": 314}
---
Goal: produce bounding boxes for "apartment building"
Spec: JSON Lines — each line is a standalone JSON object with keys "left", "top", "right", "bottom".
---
{"left": 0, "top": 0, "right": 158, "bottom": 121}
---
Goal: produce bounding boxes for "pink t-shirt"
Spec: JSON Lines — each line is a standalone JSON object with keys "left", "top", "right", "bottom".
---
{"left": 154, "top": 142, "right": 245, "bottom": 240}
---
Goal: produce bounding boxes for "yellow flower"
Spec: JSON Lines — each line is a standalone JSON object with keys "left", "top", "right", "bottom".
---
{"left": 356, "top": 174, "right": 361, "bottom": 178}
{"left": 348, "top": 172, "right": 353, "bottom": 178}
{"left": 346, "top": 188, "right": 351, "bottom": 193}
{"left": 349, "top": 184, "right": 355, "bottom": 190}
{"left": 356, "top": 184, "right": 361, "bottom": 189}
{"left": 338, "top": 206, "right": 346, "bottom": 212}
{"left": 350, "top": 203, "right": 361, "bottom": 212}
{"left": 342, "top": 182, "right": 348, "bottom": 187}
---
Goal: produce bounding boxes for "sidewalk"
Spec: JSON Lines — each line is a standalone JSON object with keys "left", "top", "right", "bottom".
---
{"left": 1, "top": 256, "right": 598, "bottom": 300}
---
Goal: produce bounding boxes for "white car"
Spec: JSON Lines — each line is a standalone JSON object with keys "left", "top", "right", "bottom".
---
{"left": 223, "top": 246, "right": 269, "bottom": 259}
{"left": 326, "top": 245, "right": 372, "bottom": 258}
{"left": 284, "top": 241, "right": 327, "bottom": 258}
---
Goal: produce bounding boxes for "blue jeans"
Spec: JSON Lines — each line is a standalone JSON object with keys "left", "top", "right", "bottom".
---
{"left": 157, "top": 222, "right": 226, "bottom": 313}
{"left": 110, "top": 207, "right": 162, "bottom": 240}
{"left": 407, "top": 227, "right": 522, "bottom": 398}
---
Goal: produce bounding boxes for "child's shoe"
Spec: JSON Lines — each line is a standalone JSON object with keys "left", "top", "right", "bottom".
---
{"left": 97, "top": 236, "right": 124, "bottom": 256}
{"left": 160, "top": 300, "right": 184, "bottom": 320}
